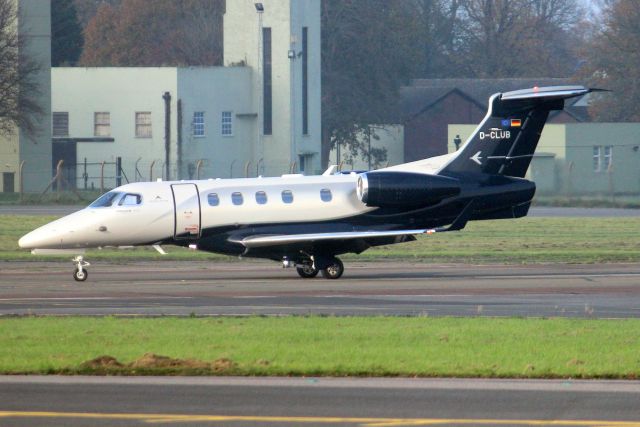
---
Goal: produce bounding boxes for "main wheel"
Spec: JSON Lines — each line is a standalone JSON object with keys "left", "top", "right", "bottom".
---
{"left": 321, "top": 257, "right": 344, "bottom": 280}
{"left": 296, "top": 264, "right": 319, "bottom": 278}
{"left": 73, "top": 268, "right": 88, "bottom": 282}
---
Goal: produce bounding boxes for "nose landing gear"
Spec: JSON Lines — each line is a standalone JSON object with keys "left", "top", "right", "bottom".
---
{"left": 72, "top": 255, "right": 90, "bottom": 282}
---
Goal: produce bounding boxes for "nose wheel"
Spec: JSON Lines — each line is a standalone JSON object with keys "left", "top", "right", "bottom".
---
{"left": 72, "top": 255, "right": 90, "bottom": 282}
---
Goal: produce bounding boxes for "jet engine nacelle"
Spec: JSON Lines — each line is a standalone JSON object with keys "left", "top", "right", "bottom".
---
{"left": 356, "top": 171, "right": 461, "bottom": 207}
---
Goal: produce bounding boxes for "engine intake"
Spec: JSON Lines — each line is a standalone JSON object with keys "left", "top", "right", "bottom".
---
{"left": 357, "top": 171, "right": 460, "bottom": 207}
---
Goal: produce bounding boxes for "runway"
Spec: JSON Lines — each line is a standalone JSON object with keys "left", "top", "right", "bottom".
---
{"left": 1, "top": 376, "right": 640, "bottom": 426}
{"left": 2, "top": 261, "right": 640, "bottom": 317}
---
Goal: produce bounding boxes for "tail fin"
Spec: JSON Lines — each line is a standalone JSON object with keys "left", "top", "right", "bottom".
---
{"left": 439, "top": 86, "right": 594, "bottom": 178}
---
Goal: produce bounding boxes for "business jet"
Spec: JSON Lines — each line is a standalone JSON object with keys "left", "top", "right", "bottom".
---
{"left": 19, "top": 86, "right": 595, "bottom": 281}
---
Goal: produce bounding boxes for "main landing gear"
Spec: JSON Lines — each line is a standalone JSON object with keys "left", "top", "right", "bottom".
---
{"left": 72, "top": 255, "right": 90, "bottom": 282}
{"left": 320, "top": 257, "right": 344, "bottom": 280}
{"left": 287, "top": 256, "right": 345, "bottom": 280}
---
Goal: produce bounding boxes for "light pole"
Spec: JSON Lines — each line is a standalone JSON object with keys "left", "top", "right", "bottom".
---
{"left": 255, "top": 3, "right": 264, "bottom": 175}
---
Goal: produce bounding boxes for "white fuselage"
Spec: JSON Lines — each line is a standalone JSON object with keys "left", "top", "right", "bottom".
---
{"left": 18, "top": 173, "right": 377, "bottom": 250}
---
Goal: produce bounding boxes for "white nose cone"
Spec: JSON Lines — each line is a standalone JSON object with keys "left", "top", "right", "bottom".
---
{"left": 18, "top": 232, "right": 35, "bottom": 249}
{"left": 18, "top": 210, "right": 88, "bottom": 250}
{"left": 18, "top": 227, "right": 59, "bottom": 249}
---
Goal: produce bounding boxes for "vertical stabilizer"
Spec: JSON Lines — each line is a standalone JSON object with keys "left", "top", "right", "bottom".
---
{"left": 439, "top": 86, "right": 592, "bottom": 178}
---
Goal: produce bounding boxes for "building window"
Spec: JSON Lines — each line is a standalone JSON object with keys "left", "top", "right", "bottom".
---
{"left": 94, "top": 112, "right": 110, "bottom": 137}
{"left": 320, "top": 189, "right": 332, "bottom": 202}
{"left": 135, "top": 112, "right": 152, "bottom": 138}
{"left": 221, "top": 111, "right": 233, "bottom": 136}
{"left": 281, "top": 190, "right": 293, "bottom": 204}
{"left": 302, "top": 26, "right": 309, "bottom": 135}
{"left": 207, "top": 193, "right": 219, "bottom": 206}
{"left": 604, "top": 145, "right": 613, "bottom": 171}
{"left": 263, "top": 27, "right": 272, "bottom": 135}
{"left": 593, "top": 146, "right": 601, "bottom": 172}
{"left": 192, "top": 111, "right": 205, "bottom": 137}
{"left": 231, "top": 192, "right": 243, "bottom": 205}
{"left": 255, "top": 191, "right": 267, "bottom": 204}
{"left": 52, "top": 112, "right": 69, "bottom": 137}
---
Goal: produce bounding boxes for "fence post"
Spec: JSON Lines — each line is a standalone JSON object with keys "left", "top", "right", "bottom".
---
{"left": 83, "top": 158, "right": 88, "bottom": 190}
{"left": 55, "top": 160, "right": 63, "bottom": 198}
{"left": 195, "top": 159, "right": 203, "bottom": 180}
{"left": 135, "top": 157, "right": 142, "bottom": 182}
{"left": 115, "top": 156, "right": 122, "bottom": 187}
{"left": 608, "top": 163, "right": 615, "bottom": 202}
{"left": 100, "top": 161, "right": 105, "bottom": 194}
{"left": 149, "top": 160, "right": 155, "bottom": 182}
{"left": 18, "top": 160, "right": 24, "bottom": 202}
{"left": 566, "top": 161, "right": 574, "bottom": 196}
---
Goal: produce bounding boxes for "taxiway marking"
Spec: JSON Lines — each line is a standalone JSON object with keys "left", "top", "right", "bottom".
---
{"left": 1, "top": 411, "right": 640, "bottom": 426}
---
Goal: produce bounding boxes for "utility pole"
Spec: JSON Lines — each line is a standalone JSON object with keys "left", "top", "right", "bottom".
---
{"left": 163, "top": 91, "right": 171, "bottom": 181}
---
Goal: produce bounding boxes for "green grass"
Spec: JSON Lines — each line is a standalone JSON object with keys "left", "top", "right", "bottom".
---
{"left": 0, "top": 191, "right": 100, "bottom": 205}
{"left": 533, "top": 195, "right": 640, "bottom": 209}
{"left": 3, "top": 215, "right": 639, "bottom": 263}
{"left": 1, "top": 316, "right": 639, "bottom": 378}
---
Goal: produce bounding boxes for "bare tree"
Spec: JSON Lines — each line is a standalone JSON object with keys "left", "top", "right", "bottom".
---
{"left": 0, "top": 0, "right": 43, "bottom": 138}
{"left": 455, "top": 0, "right": 585, "bottom": 78}
{"left": 583, "top": 0, "right": 640, "bottom": 121}
{"left": 80, "top": 0, "right": 223, "bottom": 66}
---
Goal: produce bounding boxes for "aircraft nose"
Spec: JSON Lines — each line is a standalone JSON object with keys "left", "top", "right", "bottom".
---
{"left": 18, "top": 228, "right": 57, "bottom": 249}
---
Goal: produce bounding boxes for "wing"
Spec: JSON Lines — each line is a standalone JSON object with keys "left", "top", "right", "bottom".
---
{"left": 228, "top": 229, "right": 432, "bottom": 248}
{"left": 227, "top": 228, "right": 434, "bottom": 258}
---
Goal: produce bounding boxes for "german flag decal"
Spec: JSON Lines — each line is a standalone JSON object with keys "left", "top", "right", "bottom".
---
{"left": 510, "top": 119, "right": 522, "bottom": 127}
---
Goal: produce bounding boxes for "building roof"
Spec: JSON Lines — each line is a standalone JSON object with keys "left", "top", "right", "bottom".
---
{"left": 401, "top": 78, "right": 591, "bottom": 122}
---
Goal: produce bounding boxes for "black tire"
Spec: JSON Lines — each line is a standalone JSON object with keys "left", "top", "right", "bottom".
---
{"left": 321, "top": 257, "right": 344, "bottom": 280}
{"left": 296, "top": 264, "right": 319, "bottom": 278}
{"left": 73, "top": 268, "right": 88, "bottom": 282}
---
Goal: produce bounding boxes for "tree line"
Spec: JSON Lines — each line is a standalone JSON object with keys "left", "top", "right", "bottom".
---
{"left": 3, "top": 0, "right": 638, "bottom": 158}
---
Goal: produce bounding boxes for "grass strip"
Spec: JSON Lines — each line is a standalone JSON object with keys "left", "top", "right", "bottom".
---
{"left": 2, "top": 215, "right": 640, "bottom": 263}
{"left": 1, "top": 316, "right": 640, "bottom": 378}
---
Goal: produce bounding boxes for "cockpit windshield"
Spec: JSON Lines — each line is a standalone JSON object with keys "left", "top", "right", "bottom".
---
{"left": 119, "top": 193, "right": 142, "bottom": 206}
{"left": 89, "top": 192, "right": 123, "bottom": 208}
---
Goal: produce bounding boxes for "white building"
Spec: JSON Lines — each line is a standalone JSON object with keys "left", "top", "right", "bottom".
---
{"left": 0, "top": 0, "right": 51, "bottom": 193}
{"left": 51, "top": 0, "right": 321, "bottom": 189}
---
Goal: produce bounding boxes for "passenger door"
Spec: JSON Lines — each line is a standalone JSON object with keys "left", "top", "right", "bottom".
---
{"left": 171, "top": 183, "right": 201, "bottom": 239}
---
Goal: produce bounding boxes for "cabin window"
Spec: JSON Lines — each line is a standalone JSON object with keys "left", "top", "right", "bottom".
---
{"left": 231, "top": 192, "right": 244, "bottom": 205}
{"left": 207, "top": 193, "right": 219, "bottom": 206}
{"left": 320, "top": 189, "right": 332, "bottom": 202}
{"left": 255, "top": 191, "right": 268, "bottom": 204}
{"left": 119, "top": 193, "right": 142, "bottom": 206}
{"left": 89, "top": 191, "right": 123, "bottom": 208}
{"left": 281, "top": 190, "right": 294, "bottom": 204}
